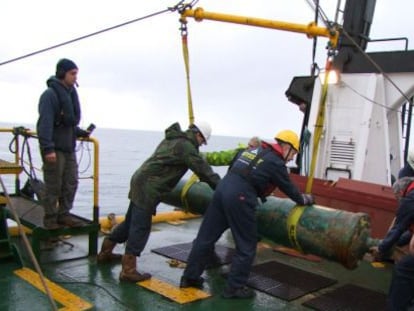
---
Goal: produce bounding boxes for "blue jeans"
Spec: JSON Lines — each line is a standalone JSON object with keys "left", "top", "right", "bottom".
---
{"left": 108, "top": 201, "right": 152, "bottom": 256}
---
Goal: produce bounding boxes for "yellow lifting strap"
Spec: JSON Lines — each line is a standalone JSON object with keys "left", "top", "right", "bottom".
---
{"left": 287, "top": 57, "right": 333, "bottom": 253}
{"left": 180, "top": 173, "right": 199, "bottom": 212}
{"left": 305, "top": 57, "right": 333, "bottom": 193}
{"left": 178, "top": 17, "right": 203, "bottom": 213}
{"left": 180, "top": 17, "right": 195, "bottom": 125}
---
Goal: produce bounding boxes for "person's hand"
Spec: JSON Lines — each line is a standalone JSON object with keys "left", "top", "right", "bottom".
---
{"left": 369, "top": 246, "right": 379, "bottom": 257}
{"left": 369, "top": 246, "right": 387, "bottom": 262}
{"left": 77, "top": 128, "right": 90, "bottom": 138}
{"left": 302, "top": 194, "right": 315, "bottom": 205}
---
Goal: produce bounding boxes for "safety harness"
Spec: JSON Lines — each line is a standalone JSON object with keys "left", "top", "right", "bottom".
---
{"left": 404, "top": 181, "right": 414, "bottom": 197}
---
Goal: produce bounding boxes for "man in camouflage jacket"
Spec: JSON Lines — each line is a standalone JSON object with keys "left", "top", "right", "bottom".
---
{"left": 97, "top": 121, "right": 221, "bottom": 283}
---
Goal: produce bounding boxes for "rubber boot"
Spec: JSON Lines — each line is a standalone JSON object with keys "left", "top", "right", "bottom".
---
{"left": 119, "top": 254, "right": 151, "bottom": 282}
{"left": 97, "top": 237, "right": 122, "bottom": 263}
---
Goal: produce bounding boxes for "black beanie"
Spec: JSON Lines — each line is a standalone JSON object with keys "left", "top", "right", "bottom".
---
{"left": 56, "top": 58, "right": 78, "bottom": 78}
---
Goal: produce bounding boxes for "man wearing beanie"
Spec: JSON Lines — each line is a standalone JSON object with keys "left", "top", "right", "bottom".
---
{"left": 36, "top": 58, "right": 90, "bottom": 229}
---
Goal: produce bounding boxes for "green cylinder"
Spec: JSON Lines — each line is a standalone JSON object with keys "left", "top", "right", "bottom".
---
{"left": 162, "top": 180, "right": 372, "bottom": 269}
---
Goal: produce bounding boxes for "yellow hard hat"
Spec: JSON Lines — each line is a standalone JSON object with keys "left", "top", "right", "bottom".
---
{"left": 275, "top": 130, "right": 300, "bottom": 151}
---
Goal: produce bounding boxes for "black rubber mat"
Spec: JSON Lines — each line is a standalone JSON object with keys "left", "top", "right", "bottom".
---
{"left": 246, "top": 261, "right": 337, "bottom": 301}
{"left": 151, "top": 242, "right": 234, "bottom": 267}
{"left": 303, "top": 283, "right": 387, "bottom": 311}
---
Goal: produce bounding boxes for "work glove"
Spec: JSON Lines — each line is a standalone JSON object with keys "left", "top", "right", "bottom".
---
{"left": 302, "top": 194, "right": 315, "bottom": 205}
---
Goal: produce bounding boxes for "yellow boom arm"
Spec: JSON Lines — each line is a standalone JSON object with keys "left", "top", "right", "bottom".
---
{"left": 181, "top": 7, "right": 339, "bottom": 48}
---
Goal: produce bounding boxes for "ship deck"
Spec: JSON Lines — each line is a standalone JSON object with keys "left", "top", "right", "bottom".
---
{"left": 1, "top": 213, "right": 392, "bottom": 311}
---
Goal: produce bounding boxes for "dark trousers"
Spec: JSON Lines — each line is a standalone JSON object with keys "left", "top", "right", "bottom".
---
{"left": 183, "top": 174, "right": 258, "bottom": 289}
{"left": 388, "top": 254, "right": 414, "bottom": 310}
{"left": 42, "top": 151, "right": 78, "bottom": 218}
{"left": 109, "top": 201, "right": 152, "bottom": 256}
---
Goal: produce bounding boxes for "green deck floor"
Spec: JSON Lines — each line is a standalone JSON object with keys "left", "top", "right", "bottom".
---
{"left": 1, "top": 217, "right": 393, "bottom": 311}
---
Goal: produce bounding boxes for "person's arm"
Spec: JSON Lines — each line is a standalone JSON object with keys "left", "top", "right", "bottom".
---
{"left": 378, "top": 225, "right": 405, "bottom": 255}
{"left": 203, "top": 148, "right": 243, "bottom": 166}
{"left": 379, "top": 195, "right": 414, "bottom": 255}
{"left": 184, "top": 145, "right": 221, "bottom": 190}
{"left": 37, "top": 89, "right": 58, "bottom": 155}
{"left": 271, "top": 161, "right": 314, "bottom": 205}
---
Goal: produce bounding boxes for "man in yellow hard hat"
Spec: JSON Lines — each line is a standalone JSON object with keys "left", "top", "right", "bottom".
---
{"left": 274, "top": 129, "right": 300, "bottom": 162}
{"left": 180, "top": 129, "right": 314, "bottom": 298}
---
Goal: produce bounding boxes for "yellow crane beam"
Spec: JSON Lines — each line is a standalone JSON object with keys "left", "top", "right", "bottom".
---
{"left": 181, "top": 7, "right": 339, "bottom": 48}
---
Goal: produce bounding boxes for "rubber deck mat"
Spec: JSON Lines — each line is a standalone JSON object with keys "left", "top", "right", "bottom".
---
{"left": 246, "top": 261, "right": 337, "bottom": 301}
{"left": 151, "top": 242, "right": 234, "bottom": 267}
{"left": 302, "top": 283, "right": 387, "bottom": 311}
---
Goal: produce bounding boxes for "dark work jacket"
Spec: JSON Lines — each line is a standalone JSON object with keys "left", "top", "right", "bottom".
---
{"left": 37, "top": 76, "right": 82, "bottom": 155}
{"left": 398, "top": 163, "right": 414, "bottom": 179}
{"left": 128, "top": 122, "right": 221, "bottom": 214}
{"left": 229, "top": 141, "right": 305, "bottom": 205}
{"left": 379, "top": 183, "right": 414, "bottom": 254}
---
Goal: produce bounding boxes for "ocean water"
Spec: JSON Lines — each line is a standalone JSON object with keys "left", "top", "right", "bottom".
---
{"left": 0, "top": 123, "right": 248, "bottom": 219}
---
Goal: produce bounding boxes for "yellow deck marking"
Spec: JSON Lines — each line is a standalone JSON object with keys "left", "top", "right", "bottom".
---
{"left": 14, "top": 267, "right": 93, "bottom": 311}
{"left": 138, "top": 277, "right": 210, "bottom": 304}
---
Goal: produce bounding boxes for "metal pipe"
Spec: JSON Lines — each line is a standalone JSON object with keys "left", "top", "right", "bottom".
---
{"left": 162, "top": 179, "right": 374, "bottom": 269}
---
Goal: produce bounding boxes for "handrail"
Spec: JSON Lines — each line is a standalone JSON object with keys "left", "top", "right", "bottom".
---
{"left": 368, "top": 37, "right": 409, "bottom": 51}
{"left": 0, "top": 127, "right": 100, "bottom": 224}
{"left": 0, "top": 128, "right": 22, "bottom": 191}
{"left": 84, "top": 136, "right": 100, "bottom": 224}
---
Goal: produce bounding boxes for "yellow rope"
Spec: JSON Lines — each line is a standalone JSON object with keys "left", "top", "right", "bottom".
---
{"left": 286, "top": 57, "right": 332, "bottom": 252}
{"left": 178, "top": 18, "right": 203, "bottom": 211}
{"left": 180, "top": 174, "right": 199, "bottom": 212}
{"left": 180, "top": 18, "right": 195, "bottom": 125}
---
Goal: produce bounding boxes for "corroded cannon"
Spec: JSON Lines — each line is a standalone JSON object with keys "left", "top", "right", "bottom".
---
{"left": 162, "top": 179, "right": 376, "bottom": 269}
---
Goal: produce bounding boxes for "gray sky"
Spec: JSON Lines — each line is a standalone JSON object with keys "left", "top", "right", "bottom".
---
{"left": 1, "top": 0, "right": 412, "bottom": 139}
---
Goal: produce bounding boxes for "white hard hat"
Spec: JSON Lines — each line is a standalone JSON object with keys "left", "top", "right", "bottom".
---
{"left": 193, "top": 120, "right": 212, "bottom": 144}
{"left": 407, "top": 150, "right": 414, "bottom": 169}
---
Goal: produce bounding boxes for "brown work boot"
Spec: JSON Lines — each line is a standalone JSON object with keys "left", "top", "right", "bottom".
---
{"left": 119, "top": 254, "right": 151, "bottom": 283}
{"left": 97, "top": 237, "right": 122, "bottom": 263}
{"left": 57, "top": 214, "right": 84, "bottom": 227}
